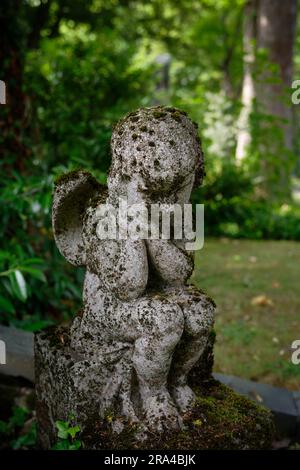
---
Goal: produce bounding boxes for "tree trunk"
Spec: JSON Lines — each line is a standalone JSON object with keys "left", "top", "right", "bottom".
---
{"left": 235, "top": 0, "right": 257, "bottom": 162}
{"left": 0, "top": 0, "right": 28, "bottom": 173}
{"left": 256, "top": 0, "right": 297, "bottom": 199}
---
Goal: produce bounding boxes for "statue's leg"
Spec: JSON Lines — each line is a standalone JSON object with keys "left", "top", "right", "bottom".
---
{"left": 168, "top": 289, "right": 215, "bottom": 412}
{"left": 117, "top": 298, "right": 185, "bottom": 432}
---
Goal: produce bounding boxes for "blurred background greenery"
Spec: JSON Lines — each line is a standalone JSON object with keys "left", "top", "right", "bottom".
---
{"left": 0, "top": 0, "right": 300, "bottom": 389}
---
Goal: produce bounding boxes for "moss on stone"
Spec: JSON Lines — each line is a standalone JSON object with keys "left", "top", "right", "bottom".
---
{"left": 82, "top": 379, "right": 275, "bottom": 450}
{"left": 153, "top": 110, "right": 167, "bottom": 119}
{"left": 54, "top": 169, "right": 101, "bottom": 192}
{"left": 36, "top": 326, "right": 275, "bottom": 450}
{"left": 171, "top": 111, "right": 182, "bottom": 123}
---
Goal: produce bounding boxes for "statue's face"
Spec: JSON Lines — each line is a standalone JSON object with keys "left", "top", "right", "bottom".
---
{"left": 109, "top": 107, "right": 203, "bottom": 197}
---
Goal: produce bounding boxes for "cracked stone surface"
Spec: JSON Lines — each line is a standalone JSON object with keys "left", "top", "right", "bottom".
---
{"left": 35, "top": 106, "right": 216, "bottom": 447}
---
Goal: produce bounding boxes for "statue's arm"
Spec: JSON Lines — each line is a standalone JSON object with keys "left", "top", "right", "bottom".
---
{"left": 86, "top": 238, "right": 148, "bottom": 301}
{"left": 146, "top": 238, "right": 193, "bottom": 285}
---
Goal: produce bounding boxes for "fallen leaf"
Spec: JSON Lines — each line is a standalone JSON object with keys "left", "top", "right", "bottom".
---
{"left": 250, "top": 390, "right": 263, "bottom": 403}
{"left": 272, "top": 281, "right": 280, "bottom": 288}
{"left": 251, "top": 295, "right": 274, "bottom": 307}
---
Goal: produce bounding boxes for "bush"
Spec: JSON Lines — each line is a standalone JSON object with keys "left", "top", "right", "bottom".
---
{"left": 192, "top": 163, "right": 300, "bottom": 240}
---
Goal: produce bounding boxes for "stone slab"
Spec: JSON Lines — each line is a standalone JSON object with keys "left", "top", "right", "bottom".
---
{"left": 214, "top": 373, "right": 299, "bottom": 438}
{"left": 0, "top": 325, "right": 34, "bottom": 382}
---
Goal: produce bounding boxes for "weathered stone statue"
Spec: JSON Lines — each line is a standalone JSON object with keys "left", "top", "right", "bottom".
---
{"left": 35, "top": 107, "right": 274, "bottom": 449}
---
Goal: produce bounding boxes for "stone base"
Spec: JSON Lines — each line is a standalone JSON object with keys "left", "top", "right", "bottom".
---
{"left": 35, "top": 326, "right": 275, "bottom": 450}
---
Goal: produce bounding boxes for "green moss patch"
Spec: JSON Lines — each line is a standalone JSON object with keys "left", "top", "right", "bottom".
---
{"left": 54, "top": 169, "right": 101, "bottom": 191}
{"left": 83, "top": 379, "right": 274, "bottom": 450}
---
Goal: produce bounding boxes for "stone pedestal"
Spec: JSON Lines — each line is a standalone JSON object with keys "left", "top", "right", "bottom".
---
{"left": 35, "top": 325, "right": 275, "bottom": 450}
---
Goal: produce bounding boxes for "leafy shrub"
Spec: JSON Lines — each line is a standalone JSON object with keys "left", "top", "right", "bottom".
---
{"left": 0, "top": 171, "right": 84, "bottom": 328}
{"left": 0, "top": 407, "right": 36, "bottom": 450}
{"left": 0, "top": 24, "right": 153, "bottom": 329}
{"left": 192, "top": 163, "right": 300, "bottom": 240}
{"left": 52, "top": 419, "right": 81, "bottom": 450}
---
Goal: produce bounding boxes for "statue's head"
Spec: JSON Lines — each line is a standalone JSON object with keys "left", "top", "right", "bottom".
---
{"left": 52, "top": 107, "right": 204, "bottom": 266}
{"left": 108, "top": 106, "right": 204, "bottom": 200}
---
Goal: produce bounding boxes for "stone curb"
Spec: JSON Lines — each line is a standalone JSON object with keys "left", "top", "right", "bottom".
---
{"left": 0, "top": 325, "right": 34, "bottom": 382}
{"left": 214, "top": 373, "right": 300, "bottom": 439}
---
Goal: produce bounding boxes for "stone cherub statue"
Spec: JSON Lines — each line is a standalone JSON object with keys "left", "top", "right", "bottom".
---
{"left": 50, "top": 106, "right": 215, "bottom": 436}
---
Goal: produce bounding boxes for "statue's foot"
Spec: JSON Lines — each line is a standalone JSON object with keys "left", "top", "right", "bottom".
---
{"left": 142, "top": 390, "right": 183, "bottom": 433}
{"left": 121, "top": 398, "right": 140, "bottom": 425}
{"left": 171, "top": 384, "right": 196, "bottom": 413}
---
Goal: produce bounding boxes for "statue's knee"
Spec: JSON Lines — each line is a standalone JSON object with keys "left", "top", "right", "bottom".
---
{"left": 184, "top": 296, "right": 215, "bottom": 336}
{"left": 138, "top": 299, "right": 184, "bottom": 341}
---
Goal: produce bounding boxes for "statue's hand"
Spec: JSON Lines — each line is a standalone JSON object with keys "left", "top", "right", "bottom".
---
{"left": 86, "top": 238, "right": 148, "bottom": 301}
{"left": 146, "top": 238, "right": 193, "bottom": 285}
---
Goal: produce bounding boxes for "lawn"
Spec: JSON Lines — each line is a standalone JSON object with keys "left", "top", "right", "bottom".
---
{"left": 192, "top": 238, "right": 300, "bottom": 390}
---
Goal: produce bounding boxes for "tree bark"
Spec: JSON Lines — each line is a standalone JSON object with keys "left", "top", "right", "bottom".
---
{"left": 235, "top": 0, "right": 257, "bottom": 162}
{"left": 256, "top": 0, "right": 297, "bottom": 198}
{"left": 0, "top": 0, "right": 29, "bottom": 172}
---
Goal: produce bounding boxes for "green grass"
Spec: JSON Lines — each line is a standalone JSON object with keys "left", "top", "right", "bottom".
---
{"left": 192, "top": 238, "right": 300, "bottom": 390}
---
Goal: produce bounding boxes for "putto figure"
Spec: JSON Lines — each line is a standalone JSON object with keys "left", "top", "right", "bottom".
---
{"left": 48, "top": 106, "right": 215, "bottom": 437}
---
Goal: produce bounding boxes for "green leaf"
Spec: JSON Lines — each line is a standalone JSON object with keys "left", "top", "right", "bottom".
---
{"left": 68, "top": 425, "right": 80, "bottom": 439}
{"left": 55, "top": 420, "right": 69, "bottom": 440}
{"left": 9, "top": 270, "right": 27, "bottom": 302}
{"left": 52, "top": 439, "right": 70, "bottom": 450}
{"left": 69, "top": 439, "right": 82, "bottom": 450}
{"left": 11, "top": 423, "right": 36, "bottom": 449}
{"left": 10, "top": 407, "right": 28, "bottom": 427}
{"left": 0, "top": 294, "right": 15, "bottom": 314}
{"left": 19, "top": 267, "right": 46, "bottom": 283}
{"left": 0, "top": 420, "right": 9, "bottom": 435}
{"left": 21, "top": 258, "right": 44, "bottom": 266}
{"left": 21, "top": 319, "right": 53, "bottom": 332}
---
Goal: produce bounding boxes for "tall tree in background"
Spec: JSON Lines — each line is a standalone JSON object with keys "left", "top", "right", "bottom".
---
{"left": 236, "top": 0, "right": 257, "bottom": 162}
{"left": 236, "top": 0, "right": 297, "bottom": 199}
{"left": 256, "top": 0, "right": 297, "bottom": 199}
{"left": 0, "top": 0, "right": 126, "bottom": 173}
{"left": 0, "top": 0, "right": 28, "bottom": 172}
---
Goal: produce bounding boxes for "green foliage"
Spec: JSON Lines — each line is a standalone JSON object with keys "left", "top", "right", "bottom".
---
{"left": 25, "top": 24, "right": 153, "bottom": 173}
{"left": 0, "top": 12, "right": 155, "bottom": 329}
{"left": 0, "top": 407, "right": 36, "bottom": 449}
{"left": 0, "top": 171, "right": 84, "bottom": 327}
{"left": 203, "top": 197, "right": 300, "bottom": 240}
{"left": 52, "top": 419, "right": 82, "bottom": 450}
{"left": 193, "top": 163, "right": 300, "bottom": 240}
{"left": 0, "top": 0, "right": 299, "bottom": 331}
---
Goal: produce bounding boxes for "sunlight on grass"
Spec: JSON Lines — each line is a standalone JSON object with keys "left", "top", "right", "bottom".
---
{"left": 192, "top": 238, "right": 300, "bottom": 390}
